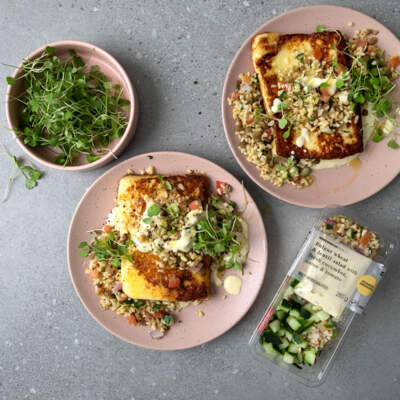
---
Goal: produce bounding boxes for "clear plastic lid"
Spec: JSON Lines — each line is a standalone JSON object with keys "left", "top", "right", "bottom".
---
{"left": 249, "top": 209, "right": 397, "bottom": 386}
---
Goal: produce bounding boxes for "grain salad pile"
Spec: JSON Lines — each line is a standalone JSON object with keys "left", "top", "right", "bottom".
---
{"left": 321, "top": 214, "right": 380, "bottom": 259}
{"left": 228, "top": 27, "right": 400, "bottom": 188}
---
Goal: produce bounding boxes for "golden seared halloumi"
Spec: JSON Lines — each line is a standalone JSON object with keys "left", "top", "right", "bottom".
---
{"left": 252, "top": 32, "right": 363, "bottom": 160}
{"left": 112, "top": 173, "right": 211, "bottom": 302}
{"left": 121, "top": 254, "right": 211, "bottom": 302}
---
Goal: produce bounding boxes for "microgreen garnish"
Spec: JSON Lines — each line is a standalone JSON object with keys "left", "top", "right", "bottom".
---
{"left": 336, "top": 79, "right": 345, "bottom": 89}
{"left": 295, "top": 53, "right": 304, "bottom": 63}
{"left": 319, "top": 82, "right": 330, "bottom": 88}
{"left": 387, "top": 139, "right": 399, "bottom": 149}
{"left": 278, "top": 117, "right": 288, "bottom": 129}
{"left": 282, "top": 128, "right": 290, "bottom": 139}
{"left": 78, "top": 232, "right": 132, "bottom": 267}
{"left": 167, "top": 203, "right": 179, "bottom": 218}
{"left": 6, "top": 47, "right": 129, "bottom": 165}
{"left": 279, "top": 91, "right": 287, "bottom": 100}
{"left": 332, "top": 57, "right": 338, "bottom": 67}
{"left": 316, "top": 25, "right": 325, "bottom": 33}
{"left": 142, "top": 217, "right": 152, "bottom": 225}
{"left": 147, "top": 204, "right": 160, "bottom": 217}
{"left": 1, "top": 144, "right": 41, "bottom": 202}
{"left": 157, "top": 174, "right": 164, "bottom": 182}
{"left": 194, "top": 197, "right": 244, "bottom": 270}
{"left": 165, "top": 181, "right": 172, "bottom": 190}
{"left": 152, "top": 303, "right": 162, "bottom": 312}
{"left": 162, "top": 314, "right": 173, "bottom": 326}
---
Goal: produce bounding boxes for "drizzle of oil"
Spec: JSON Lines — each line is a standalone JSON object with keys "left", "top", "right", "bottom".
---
{"left": 329, "top": 157, "right": 362, "bottom": 194}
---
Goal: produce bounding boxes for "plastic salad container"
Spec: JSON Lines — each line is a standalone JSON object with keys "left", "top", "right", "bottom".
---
{"left": 249, "top": 210, "right": 397, "bottom": 386}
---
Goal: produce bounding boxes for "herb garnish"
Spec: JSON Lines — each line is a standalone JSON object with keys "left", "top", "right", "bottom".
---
{"left": 6, "top": 46, "right": 129, "bottom": 165}
{"left": 78, "top": 231, "right": 132, "bottom": 267}
{"left": 1, "top": 144, "right": 41, "bottom": 202}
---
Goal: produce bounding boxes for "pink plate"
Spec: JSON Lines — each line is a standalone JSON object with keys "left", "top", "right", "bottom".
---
{"left": 222, "top": 5, "right": 400, "bottom": 208}
{"left": 67, "top": 152, "right": 268, "bottom": 350}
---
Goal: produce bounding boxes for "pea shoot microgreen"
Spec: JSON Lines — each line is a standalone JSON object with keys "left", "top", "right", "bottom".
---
{"left": 6, "top": 46, "right": 129, "bottom": 165}
{"left": 148, "top": 204, "right": 161, "bottom": 217}
{"left": 316, "top": 25, "right": 325, "bottom": 33}
{"left": 78, "top": 231, "right": 132, "bottom": 267}
{"left": 1, "top": 144, "right": 41, "bottom": 202}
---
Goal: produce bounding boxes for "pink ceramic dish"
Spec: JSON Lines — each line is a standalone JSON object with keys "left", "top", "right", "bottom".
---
{"left": 5, "top": 40, "right": 138, "bottom": 171}
{"left": 222, "top": 5, "right": 400, "bottom": 208}
{"left": 67, "top": 152, "right": 268, "bottom": 350}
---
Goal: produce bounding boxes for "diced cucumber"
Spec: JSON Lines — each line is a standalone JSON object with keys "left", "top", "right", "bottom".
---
{"left": 278, "top": 338, "right": 289, "bottom": 350}
{"left": 285, "top": 330, "right": 293, "bottom": 341}
{"left": 289, "top": 309, "right": 301, "bottom": 319}
{"left": 304, "top": 349, "right": 316, "bottom": 366}
{"left": 263, "top": 342, "right": 279, "bottom": 357}
{"left": 312, "top": 310, "right": 330, "bottom": 322}
{"left": 297, "top": 321, "right": 314, "bottom": 334}
{"left": 269, "top": 319, "right": 281, "bottom": 333}
{"left": 286, "top": 316, "right": 302, "bottom": 332}
{"left": 296, "top": 352, "right": 304, "bottom": 364}
{"left": 281, "top": 299, "right": 292, "bottom": 309}
{"left": 277, "top": 304, "right": 290, "bottom": 313}
{"left": 278, "top": 328, "right": 286, "bottom": 337}
{"left": 303, "top": 302, "right": 315, "bottom": 313}
{"left": 288, "top": 343, "right": 300, "bottom": 354}
{"left": 282, "top": 352, "right": 295, "bottom": 364}
{"left": 299, "top": 340, "right": 308, "bottom": 349}
{"left": 290, "top": 278, "right": 300, "bottom": 287}
{"left": 262, "top": 331, "right": 282, "bottom": 346}
{"left": 276, "top": 310, "right": 287, "bottom": 321}
{"left": 291, "top": 300, "right": 302, "bottom": 310}
{"left": 300, "top": 307, "right": 311, "bottom": 319}
{"left": 284, "top": 286, "right": 294, "bottom": 298}
{"left": 293, "top": 334, "right": 303, "bottom": 344}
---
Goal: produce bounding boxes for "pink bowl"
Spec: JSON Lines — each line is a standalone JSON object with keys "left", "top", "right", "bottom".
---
{"left": 5, "top": 40, "right": 138, "bottom": 171}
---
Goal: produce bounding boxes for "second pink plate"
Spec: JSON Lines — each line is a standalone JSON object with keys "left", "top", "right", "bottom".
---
{"left": 67, "top": 152, "right": 268, "bottom": 350}
{"left": 222, "top": 5, "right": 400, "bottom": 208}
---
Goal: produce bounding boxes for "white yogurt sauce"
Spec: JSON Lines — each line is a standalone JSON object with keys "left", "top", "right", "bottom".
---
{"left": 223, "top": 275, "right": 243, "bottom": 295}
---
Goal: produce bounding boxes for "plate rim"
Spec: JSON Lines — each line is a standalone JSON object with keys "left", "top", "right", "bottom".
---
{"left": 221, "top": 4, "right": 400, "bottom": 208}
{"left": 67, "top": 151, "right": 268, "bottom": 350}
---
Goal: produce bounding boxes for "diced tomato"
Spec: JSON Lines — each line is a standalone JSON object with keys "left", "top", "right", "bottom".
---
{"left": 127, "top": 315, "right": 138, "bottom": 326}
{"left": 246, "top": 117, "right": 255, "bottom": 125}
{"left": 216, "top": 180, "right": 230, "bottom": 195}
{"left": 389, "top": 56, "right": 400, "bottom": 70}
{"left": 367, "top": 45, "right": 377, "bottom": 53}
{"left": 356, "top": 38, "right": 367, "bottom": 49}
{"left": 89, "top": 269, "right": 99, "bottom": 280}
{"left": 360, "top": 232, "right": 372, "bottom": 246}
{"left": 189, "top": 200, "right": 200, "bottom": 210}
{"left": 168, "top": 276, "right": 181, "bottom": 289}
{"left": 232, "top": 91, "right": 240, "bottom": 100}
{"left": 154, "top": 311, "right": 165, "bottom": 319}
{"left": 320, "top": 87, "right": 331, "bottom": 102}
{"left": 103, "top": 225, "right": 113, "bottom": 233}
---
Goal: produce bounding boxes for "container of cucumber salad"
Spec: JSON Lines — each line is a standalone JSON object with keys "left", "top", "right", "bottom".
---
{"left": 249, "top": 211, "right": 397, "bottom": 386}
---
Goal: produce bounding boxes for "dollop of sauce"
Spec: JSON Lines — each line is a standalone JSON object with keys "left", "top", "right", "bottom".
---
{"left": 223, "top": 275, "right": 242, "bottom": 295}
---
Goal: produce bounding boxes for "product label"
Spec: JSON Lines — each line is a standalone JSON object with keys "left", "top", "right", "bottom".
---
{"left": 294, "top": 231, "right": 376, "bottom": 319}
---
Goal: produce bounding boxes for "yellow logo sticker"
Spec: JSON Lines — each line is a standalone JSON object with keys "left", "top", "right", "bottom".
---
{"left": 357, "top": 275, "right": 377, "bottom": 296}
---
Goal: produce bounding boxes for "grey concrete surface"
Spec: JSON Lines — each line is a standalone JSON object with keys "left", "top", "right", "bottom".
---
{"left": 1, "top": 0, "right": 400, "bottom": 399}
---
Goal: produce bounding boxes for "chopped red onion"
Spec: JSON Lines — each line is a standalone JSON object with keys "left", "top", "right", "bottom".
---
{"left": 112, "top": 282, "right": 123, "bottom": 292}
{"left": 150, "top": 330, "right": 164, "bottom": 339}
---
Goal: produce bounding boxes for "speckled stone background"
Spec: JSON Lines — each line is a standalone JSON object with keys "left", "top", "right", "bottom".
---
{"left": 1, "top": 1, "right": 400, "bottom": 399}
